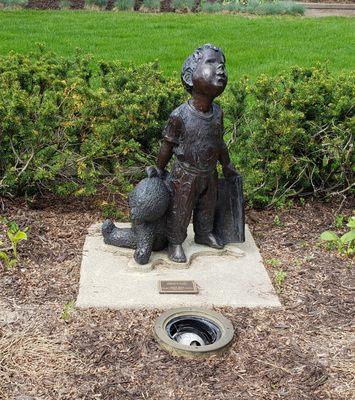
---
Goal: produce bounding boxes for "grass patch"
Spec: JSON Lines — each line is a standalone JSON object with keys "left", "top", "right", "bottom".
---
{"left": 0, "top": 11, "right": 354, "bottom": 80}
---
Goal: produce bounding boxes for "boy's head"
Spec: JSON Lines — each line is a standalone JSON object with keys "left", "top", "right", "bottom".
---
{"left": 181, "top": 44, "right": 227, "bottom": 98}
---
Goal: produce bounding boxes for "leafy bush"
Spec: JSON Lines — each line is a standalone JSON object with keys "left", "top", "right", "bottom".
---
{"left": 59, "top": 0, "right": 71, "bottom": 7}
{"left": 85, "top": 0, "right": 108, "bottom": 8}
{"left": 258, "top": 1, "right": 304, "bottom": 15}
{"left": 220, "top": 0, "right": 304, "bottom": 15}
{"left": 115, "top": 0, "right": 134, "bottom": 10}
{"left": 172, "top": 0, "right": 195, "bottom": 11}
{"left": 243, "top": 0, "right": 259, "bottom": 12}
{"left": 0, "top": 48, "right": 184, "bottom": 197}
{"left": 0, "top": 0, "right": 305, "bottom": 13}
{"left": 226, "top": 65, "right": 354, "bottom": 207}
{"left": 0, "top": 0, "right": 27, "bottom": 7}
{"left": 222, "top": 1, "right": 242, "bottom": 12}
{"left": 257, "top": 0, "right": 284, "bottom": 14}
{"left": 142, "top": 0, "right": 160, "bottom": 10}
{"left": 1, "top": 50, "right": 353, "bottom": 209}
{"left": 283, "top": 0, "right": 305, "bottom": 15}
{"left": 201, "top": 1, "right": 222, "bottom": 12}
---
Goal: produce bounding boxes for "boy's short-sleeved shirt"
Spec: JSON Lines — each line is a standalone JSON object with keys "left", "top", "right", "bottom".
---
{"left": 163, "top": 101, "right": 224, "bottom": 172}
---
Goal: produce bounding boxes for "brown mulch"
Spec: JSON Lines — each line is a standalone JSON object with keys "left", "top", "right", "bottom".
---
{"left": 0, "top": 196, "right": 354, "bottom": 400}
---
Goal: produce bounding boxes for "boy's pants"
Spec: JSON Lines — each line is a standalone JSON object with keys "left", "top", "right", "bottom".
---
{"left": 167, "top": 161, "right": 217, "bottom": 245}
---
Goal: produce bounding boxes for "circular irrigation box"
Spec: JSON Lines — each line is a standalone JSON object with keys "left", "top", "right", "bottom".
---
{"left": 154, "top": 307, "right": 234, "bottom": 359}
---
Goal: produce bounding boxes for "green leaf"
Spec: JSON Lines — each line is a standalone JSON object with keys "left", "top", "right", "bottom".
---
{"left": 9, "top": 259, "right": 18, "bottom": 268}
{"left": 12, "top": 231, "right": 28, "bottom": 242}
{"left": 320, "top": 231, "right": 338, "bottom": 242}
{"left": 8, "top": 221, "right": 19, "bottom": 233}
{"left": 346, "top": 217, "right": 355, "bottom": 230}
{"left": 0, "top": 251, "right": 10, "bottom": 263}
{"left": 8, "top": 230, "right": 27, "bottom": 243}
{"left": 340, "top": 230, "right": 355, "bottom": 244}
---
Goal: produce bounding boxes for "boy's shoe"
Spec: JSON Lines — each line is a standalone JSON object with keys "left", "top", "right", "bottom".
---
{"left": 195, "top": 233, "right": 224, "bottom": 249}
{"left": 168, "top": 244, "right": 187, "bottom": 263}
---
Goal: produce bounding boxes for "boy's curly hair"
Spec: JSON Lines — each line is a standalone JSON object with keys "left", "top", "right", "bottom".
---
{"left": 181, "top": 44, "right": 225, "bottom": 94}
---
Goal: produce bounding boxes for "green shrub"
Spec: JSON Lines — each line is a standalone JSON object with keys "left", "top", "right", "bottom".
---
{"left": 222, "top": 1, "right": 242, "bottom": 12}
{"left": 172, "top": 0, "right": 195, "bottom": 11}
{"left": 201, "top": 1, "right": 222, "bottom": 13}
{"left": 243, "top": 0, "right": 259, "bottom": 12}
{"left": 288, "top": 1, "right": 305, "bottom": 15}
{"left": 258, "top": 1, "right": 284, "bottom": 15}
{"left": 142, "top": 0, "right": 160, "bottom": 10}
{"left": 204, "top": 0, "right": 304, "bottom": 15}
{"left": 115, "top": 0, "right": 134, "bottom": 10}
{"left": 280, "top": 1, "right": 304, "bottom": 15}
{"left": 226, "top": 65, "right": 354, "bottom": 207}
{"left": 0, "top": 0, "right": 306, "bottom": 13}
{"left": 0, "top": 48, "right": 184, "bottom": 197}
{"left": 258, "top": 1, "right": 304, "bottom": 15}
{"left": 85, "top": 0, "right": 108, "bottom": 8}
{"left": 59, "top": 0, "right": 71, "bottom": 7}
{"left": 0, "top": 0, "right": 27, "bottom": 7}
{"left": 1, "top": 50, "right": 352, "bottom": 208}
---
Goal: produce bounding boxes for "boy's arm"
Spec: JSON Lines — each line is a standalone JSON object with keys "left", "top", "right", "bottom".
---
{"left": 156, "top": 141, "right": 174, "bottom": 175}
{"left": 156, "top": 113, "right": 182, "bottom": 176}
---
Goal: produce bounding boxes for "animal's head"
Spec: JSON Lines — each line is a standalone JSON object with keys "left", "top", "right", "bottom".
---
{"left": 129, "top": 176, "right": 170, "bottom": 222}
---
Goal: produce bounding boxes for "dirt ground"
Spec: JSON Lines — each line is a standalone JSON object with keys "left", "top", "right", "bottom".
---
{"left": 301, "top": 0, "right": 355, "bottom": 16}
{"left": 305, "top": 8, "right": 355, "bottom": 16}
{"left": 0, "top": 195, "right": 354, "bottom": 400}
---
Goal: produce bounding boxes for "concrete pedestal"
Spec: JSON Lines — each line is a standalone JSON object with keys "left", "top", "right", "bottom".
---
{"left": 76, "top": 223, "right": 280, "bottom": 309}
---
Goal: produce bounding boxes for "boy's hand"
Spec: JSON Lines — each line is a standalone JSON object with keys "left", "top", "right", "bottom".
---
{"left": 156, "top": 167, "right": 166, "bottom": 179}
{"left": 146, "top": 166, "right": 158, "bottom": 178}
{"left": 146, "top": 166, "right": 166, "bottom": 179}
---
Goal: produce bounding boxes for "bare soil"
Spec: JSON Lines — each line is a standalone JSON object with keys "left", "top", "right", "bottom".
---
{"left": 305, "top": 9, "right": 355, "bottom": 16}
{"left": 0, "top": 196, "right": 354, "bottom": 400}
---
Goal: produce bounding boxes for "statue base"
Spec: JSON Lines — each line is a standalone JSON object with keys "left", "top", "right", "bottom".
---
{"left": 107, "top": 224, "right": 245, "bottom": 272}
{"left": 76, "top": 223, "right": 280, "bottom": 309}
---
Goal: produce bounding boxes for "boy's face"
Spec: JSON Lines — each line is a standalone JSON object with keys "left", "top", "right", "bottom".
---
{"left": 192, "top": 48, "right": 227, "bottom": 98}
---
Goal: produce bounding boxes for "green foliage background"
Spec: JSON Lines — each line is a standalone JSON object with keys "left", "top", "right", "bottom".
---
{"left": 0, "top": 49, "right": 353, "bottom": 206}
{"left": 226, "top": 66, "right": 354, "bottom": 206}
{"left": 0, "top": 48, "right": 185, "bottom": 196}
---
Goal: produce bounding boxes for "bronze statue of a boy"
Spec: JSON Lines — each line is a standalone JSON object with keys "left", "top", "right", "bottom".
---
{"left": 156, "top": 43, "right": 239, "bottom": 263}
{"left": 102, "top": 44, "right": 243, "bottom": 265}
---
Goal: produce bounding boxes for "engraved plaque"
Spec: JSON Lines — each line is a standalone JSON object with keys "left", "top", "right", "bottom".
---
{"left": 159, "top": 280, "right": 199, "bottom": 294}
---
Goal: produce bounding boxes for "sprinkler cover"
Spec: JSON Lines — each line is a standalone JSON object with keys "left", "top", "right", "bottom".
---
{"left": 154, "top": 307, "right": 234, "bottom": 359}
